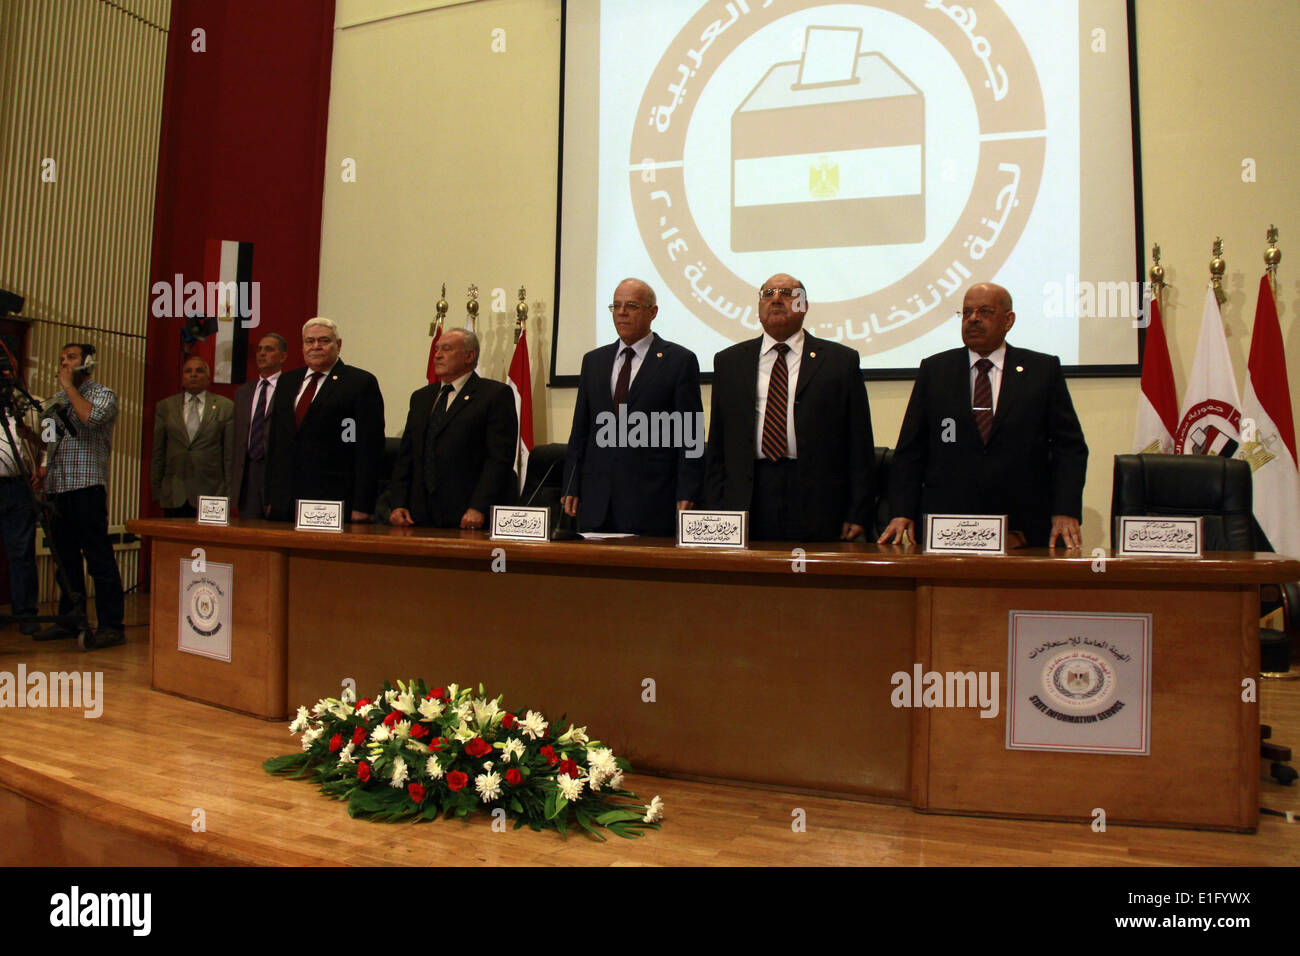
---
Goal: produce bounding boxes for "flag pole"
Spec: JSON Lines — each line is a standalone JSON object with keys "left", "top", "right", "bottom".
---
{"left": 1265, "top": 225, "right": 1281, "bottom": 301}
{"left": 1210, "top": 237, "right": 1227, "bottom": 308}
{"left": 514, "top": 285, "right": 527, "bottom": 344}
{"left": 1149, "top": 242, "right": 1165, "bottom": 312}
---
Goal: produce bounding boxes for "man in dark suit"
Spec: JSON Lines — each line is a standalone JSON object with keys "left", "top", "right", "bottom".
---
{"left": 705, "top": 273, "right": 874, "bottom": 541}
{"left": 265, "top": 318, "right": 385, "bottom": 522}
{"left": 563, "top": 277, "right": 703, "bottom": 536}
{"left": 878, "top": 282, "right": 1088, "bottom": 549}
{"left": 150, "top": 356, "right": 234, "bottom": 517}
{"left": 230, "top": 333, "right": 288, "bottom": 518}
{"left": 388, "top": 328, "right": 518, "bottom": 529}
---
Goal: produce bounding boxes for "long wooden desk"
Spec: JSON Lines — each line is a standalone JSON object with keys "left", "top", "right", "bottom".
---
{"left": 128, "top": 518, "right": 1300, "bottom": 831}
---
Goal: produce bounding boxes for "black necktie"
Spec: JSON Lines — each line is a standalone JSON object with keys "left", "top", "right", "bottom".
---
{"left": 973, "top": 358, "right": 994, "bottom": 443}
{"left": 424, "top": 384, "right": 455, "bottom": 493}
{"left": 248, "top": 379, "right": 268, "bottom": 461}
{"left": 612, "top": 347, "right": 635, "bottom": 406}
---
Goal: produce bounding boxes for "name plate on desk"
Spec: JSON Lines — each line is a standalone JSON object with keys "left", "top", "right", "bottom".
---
{"left": 1116, "top": 517, "right": 1202, "bottom": 557}
{"left": 490, "top": 506, "right": 549, "bottom": 542}
{"left": 196, "top": 496, "right": 229, "bottom": 525}
{"left": 678, "top": 510, "right": 747, "bottom": 549}
{"left": 295, "top": 500, "right": 344, "bottom": 532}
{"left": 925, "top": 515, "right": 1006, "bottom": 554}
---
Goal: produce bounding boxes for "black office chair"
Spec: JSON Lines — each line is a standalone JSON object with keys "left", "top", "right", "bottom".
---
{"left": 1111, "top": 453, "right": 1297, "bottom": 784}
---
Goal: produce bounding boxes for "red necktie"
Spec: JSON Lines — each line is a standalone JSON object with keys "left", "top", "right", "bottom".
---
{"left": 612, "top": 347, "right": 634, "bottom": 406}
{"left": 295, "top": 371, "right": 322, "bottom": 428}
{"left": 973, "top": 358, "right": 994, "bottom": 443}
{"left": 760, "top": 343, "right": 790, "bottom": 461}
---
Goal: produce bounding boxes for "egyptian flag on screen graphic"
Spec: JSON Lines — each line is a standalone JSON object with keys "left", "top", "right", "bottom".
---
{"left": 197, "top": 239, "right": 254, "bottom": 384}
{"left": 507, "top": 329, "right": 535, "bottom": 495}
{"left": 1239, "top": 275, "right": 1300, "bottom": 557}
{"left": 1131, "top": 293, "right": 1178, "bottom": 454}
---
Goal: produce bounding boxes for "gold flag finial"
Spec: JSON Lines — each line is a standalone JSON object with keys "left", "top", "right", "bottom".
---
{"left": 1149, "top": 242, "right": 1165, "bottom": 300}
{"left": 431, "top": 282, "right": 448, "bottom": 336}
{"left": 1210, "top": 237, "right": 1227, "bottom": 306}
{"left": 1265, "top": 225, "right": 1281, "bottom": 298}
{"left": 466, "top": 284, "right": 479, "bottom": 332}
{"left": 514, "top": 285, "right": 528, "bottom": 343}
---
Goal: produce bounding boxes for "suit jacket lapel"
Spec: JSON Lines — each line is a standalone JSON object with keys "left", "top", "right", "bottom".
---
{"left": 743, "top": 336, "right": 762, "bottom": 440}
{"left": 430, "top": 372, "right": 479, "bottom": 440}
{"left": 989, "top": 345, "right": 1021, "bottom": 441}
{"left": 793, "top": 333, "right": 825, "bottom": 402}
{"left": 596, "top": 343, "right": 619, "bottom": 412}
{"left": 300, "top": 361, "right": 343, "bottom": 427}
{"left": 626, "top": 334, "right": 666, "bottom": 406}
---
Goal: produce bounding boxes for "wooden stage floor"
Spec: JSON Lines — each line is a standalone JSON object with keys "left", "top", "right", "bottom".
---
{"left": 1, "top": 597, "right": 1297, "bottom": 867}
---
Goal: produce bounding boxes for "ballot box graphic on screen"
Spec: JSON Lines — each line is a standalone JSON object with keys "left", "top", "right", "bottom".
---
{"left": 731, "top": 26, "right": 924, "bottom": 252}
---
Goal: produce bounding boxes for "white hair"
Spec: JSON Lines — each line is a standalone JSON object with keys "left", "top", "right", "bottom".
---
{"left": 302, "top": 316, "right": 339, "bottom": 336}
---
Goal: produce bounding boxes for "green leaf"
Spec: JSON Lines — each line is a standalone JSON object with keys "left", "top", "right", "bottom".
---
{"left": 510, "top": 798, "right": 523, "bottom": 814}
{"left": 595, "top": 809, "right": 642, "bottom": 825}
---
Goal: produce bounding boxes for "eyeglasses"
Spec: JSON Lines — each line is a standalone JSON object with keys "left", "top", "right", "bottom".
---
{"left": 960, "top": 306, "right": 999, "bottom": 320}
{"left": 608, "top": 302, "right": 648, "bottom": 314}
{"left": 760, "top": 288, "right": 800, "bottom": 300}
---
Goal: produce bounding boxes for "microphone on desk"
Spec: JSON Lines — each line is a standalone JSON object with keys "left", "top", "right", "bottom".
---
{"left": 550, "top": 457, "right": 583, "bottom": 541}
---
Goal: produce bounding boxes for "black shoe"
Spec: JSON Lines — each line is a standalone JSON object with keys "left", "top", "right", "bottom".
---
{"left": 17, "top": 619, "right": 40, "bottom": 636}
{"left": 34, "top": 624, "right": 77, "bottom": 641}
{"left": 86, "top": 626, "right": 125, "bottom": 650}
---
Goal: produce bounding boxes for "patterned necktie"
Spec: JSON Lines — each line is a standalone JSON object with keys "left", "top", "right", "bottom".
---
{"left": 295, "top": 371, "right": 322, "bottom": 428}
{"left": 972, "top": 357, "right": 994, "bottom": 443}
{"left": 760, "top": 342, "right": 790, "bottom": 461}
{"left": 612, "top": 347, "right": 635, "bottom": 406}
{"left": 248, "top": 378, "right": 268, "bottom": 460}
{"left": 185, "top": 394, "right": 200, "bottom": 441}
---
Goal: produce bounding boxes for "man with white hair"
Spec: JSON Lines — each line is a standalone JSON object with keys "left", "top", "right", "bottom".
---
{"left": 264, "top": 317, "right": 385, "bottom": 522}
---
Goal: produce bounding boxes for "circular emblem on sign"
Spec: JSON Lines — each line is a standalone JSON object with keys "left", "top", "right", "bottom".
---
{"left": 1040, "top": 650, "right": 1116, "bottom": 713}
{"left": 629, "top": 0, "right": 1046, "bottom": 356}
{"left": 1175, "top": 399, "right": 1242, "bottom": 457}
{"left": 187, "top": 581, "right": 222, "bottom": 636}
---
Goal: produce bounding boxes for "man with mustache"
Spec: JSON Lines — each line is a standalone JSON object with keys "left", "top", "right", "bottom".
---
{"left": 705, "top": 273, "right": 874, "bottom": 541}
{"left": 878, "top": 282, "right": 1088, "bottom": 549}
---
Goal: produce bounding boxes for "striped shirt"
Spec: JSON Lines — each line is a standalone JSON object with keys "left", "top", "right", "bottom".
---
{"left": 45, "top": 379, "right": 118, "bottom": 494}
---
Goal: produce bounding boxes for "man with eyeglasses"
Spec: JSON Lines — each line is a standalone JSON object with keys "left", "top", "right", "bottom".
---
{"left": 388, "top": 328, "right": 517, "bottom": 529}
{"left": 705, "top": 273, "right": 874, "bottom": 541}
{"left": 879, "top": 282, "right": 1088, "bottom": 549}
{"left": 563, "top": 278, "right": 703, "bottom": 535}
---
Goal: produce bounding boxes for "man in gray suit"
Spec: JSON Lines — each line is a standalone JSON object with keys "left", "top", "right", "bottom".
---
{"left": 150, "top": 356, "right": 235, "bottom": 517}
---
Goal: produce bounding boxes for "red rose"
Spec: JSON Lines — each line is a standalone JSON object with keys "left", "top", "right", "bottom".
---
{"left": 447, "top": 770, "right": 469, "bottom": 792}
{"left": 505, "top": 768, "right": 523, "bottom": 786}
{"left": 540, "top": 745, "right": 558, "bottom": 766}
{"left": 430, "top": 736, "right": 447, "bottom": 752}
{"left": 328, "top": 733, "right": 343, "bottom": 753}
{"left": 558, "top": 759, "right": 579, "bottom": 778}
{"left": 408, "top": 782, "right": 426, "bottom": 803}
{"left": 357, "top": 761, "right": 371, "bottom": 782}
{"left": 356, "top": 698, "right": 371, "bottom": 709}
{"left": 410, "top": 723, "right": 428, "bottom": 740}
{"left": 382, "top": 710, "right": 403, "bottom": 728}
{"left": 352, "top": 726, "right": 367, "bottom": 746}
{"left": 465, "top": 737, "right": 492, "bottom": 758}
{"left": 501, "top": 714, "right": 517, "bottom": 729}
{"left": 429, "top": 687, "right": 447, "bottom": 701}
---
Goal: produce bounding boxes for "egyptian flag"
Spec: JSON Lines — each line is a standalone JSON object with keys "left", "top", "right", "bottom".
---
{"left": 507, "top": 328, "right": 535, "bottom": 495}
{"left": 1239, "top": 275, "right": 1300, "bottom": 557}
{"left": 198, "top": 239, "right": 254, "bottom": 384}
{"left": 1132, "top": 293, "right": 1178, "bottom": 454}
{"left": 426, "top": 319, "right": 442, "bottom": 384}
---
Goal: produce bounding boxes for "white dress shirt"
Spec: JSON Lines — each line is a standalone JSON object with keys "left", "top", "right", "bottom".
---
{"left": 968, "top": 342, "right": 1008, "bottom": 415}
{"left": 294, "top": 361, "right": 338, "bottom": 406}
{"left": 755, "top": 328, "right": 804, "bottom": 459}
{"left": 608, "top": 333, "right": 653, "bottom": 398}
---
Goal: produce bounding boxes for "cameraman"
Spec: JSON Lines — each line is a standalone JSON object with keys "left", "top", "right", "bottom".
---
{"left": 36, "top": 343, "right": 125, "bottom": 649}
{"left": 0, "top": 388, "right": 40, "bottom": 635}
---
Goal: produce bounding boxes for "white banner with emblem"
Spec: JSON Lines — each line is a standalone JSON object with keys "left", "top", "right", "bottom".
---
{"left": 178, "top": 560, "right": 233, "bottom": 662}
